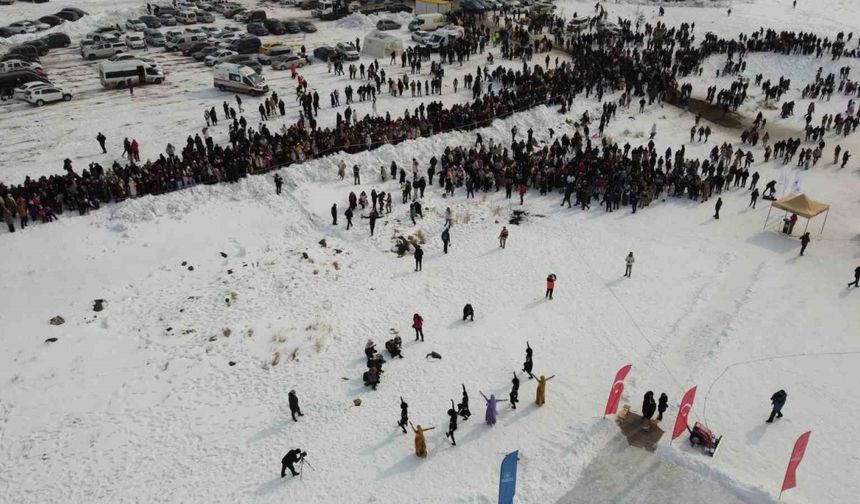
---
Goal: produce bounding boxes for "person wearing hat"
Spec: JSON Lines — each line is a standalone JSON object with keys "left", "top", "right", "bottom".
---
{"left": 288, "top": 390, "right": 304, "bottom": 422}
{"left": 281, "top": 449, "right": 306, "bottom": 477}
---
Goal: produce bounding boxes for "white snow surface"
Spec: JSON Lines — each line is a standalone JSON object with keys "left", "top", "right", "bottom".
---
{"left": 2, "top": 0, "right": 860, "bottom": 503}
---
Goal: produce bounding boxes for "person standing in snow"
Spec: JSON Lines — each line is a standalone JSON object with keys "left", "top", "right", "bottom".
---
{"left": 510, "top": 372, "right": 520, "bottom": 409}
{"left": 625, "top": 252, "right": 635, "bottom": 277}
{"left": 650, "top": 123, "right": 657, "bottom": 139}
{"left": 411, "top": 423, "right": 435, "bottom": 458}
{"left": 523, "top": 342, "right": 534, "bottom": 378}
{"left": 518, "top": 183, "right": 527, "bottom": 205}
{"left": 499, "top": 226, "right": 509, "bottom": 248}
{"left": 642, "top": 391, "right": 657, "bottom": 424}
{"left": 280, "top": 449, "right": 305, "bottom": 477}
{"left": 353, "top": 164, "right": 361, "bottom": 185}
{"left": 457, "top": 384, "right": 471, "bottom": 420}
{"left": 462, "top": 304, "right": 474, "bottom": 321}
{"left": 441, "top": 227, "right": 450, "bottom": 254}
{"left": 288, "top": 390, "right": 304, "bottom": 422}
{"left": 414, "top": 245, "right": 424, "bottom": 271}
{"left": 714, "top": 197, "right": 723, "bottom": 219}
{"left": 235, "top": 94, "right": 243, "bottom": 112}
{"left": 535, "top": 374, "right": 555, "bottom": 406}
{"left": 849, "top": 266, "right": 860, "bottom": 288}
{"left": 398, "top": 397, "right": 409, "bottom": 433}
{"left": 96, "top": 132, "right": 107, "bottom": 154}
{"left": 749, "top": 188, "right": 760, "bottom": 208}
{"left": 331, "top": 203, "right": 337, "bottom": 225}
{"left": 800, "top": 232, "right": 811, "bottom": 256}
{"left": 657, "top": 393, "right": 668, "bottom": 421}
{"left": 766, "top": 390, "right": 787, "bottom": 423}
{"left": 445, "top": 400, "right": 458, "bottom": 445}
{"left": 274, "top": 173, "right": 283, "bottom": 195}
{"left": 481, "top": 392, "right": 506, "bottom": 425}
{"left": 545, "top": 273, "right": 556, "bottom": 299}
{"left": 412, "top": 313, "right": 424, "bottom": 341}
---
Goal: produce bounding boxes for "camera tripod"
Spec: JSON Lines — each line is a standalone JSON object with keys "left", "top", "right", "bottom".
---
{"left": 298, "top": 455, "right": 315, "bottom": 480}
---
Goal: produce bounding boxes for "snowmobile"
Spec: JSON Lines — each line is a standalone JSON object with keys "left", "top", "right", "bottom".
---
{"left": 688, "top": 422, "right": 722, "bottom": 457}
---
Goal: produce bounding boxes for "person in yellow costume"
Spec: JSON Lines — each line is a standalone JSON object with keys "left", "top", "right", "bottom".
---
{"left": 410, "top": 422, "right": 436, "bottom": 458}
{"left": 535, "top": 374, "right": 556, "bottom": 406}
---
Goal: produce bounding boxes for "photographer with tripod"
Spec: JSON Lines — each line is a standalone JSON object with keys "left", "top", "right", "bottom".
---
{"left": 281, "top": 449, "right": 312, "bottom": 478}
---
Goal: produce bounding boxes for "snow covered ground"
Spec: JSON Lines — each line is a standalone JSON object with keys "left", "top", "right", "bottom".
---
{"left": 2, "top": 0, "right": 860, "bottom": 503}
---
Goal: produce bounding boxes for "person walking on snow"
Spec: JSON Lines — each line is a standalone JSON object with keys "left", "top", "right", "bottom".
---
{"left": 714, "top": 197, "right": 723, "bottom": 219}
{"left": 441, "top": 227, "right": 450, "bottom": 254}
{"left": 800, "top": 232, "right": 811, "bottom": 256}
{"left": 360, "top": 208, "right": 379, "bottom": 236}
{"left": 499, "top": 226, "right": 509, "bottom": 248}
{"left": 545, "top": 273, "right": 556, "bottom": 299}
{"left": 288, "top": 390, "right": 304, "bottom": 422}
{"left": 657, "top": 393, "right": 668, "bottom": 421}
{"left": 518, "top": 183, "right": 527, "bottom": 205}
{"left": 535, "top": 374, "right": 555, "bottom": 406}
{"left": 749, "top": 188, "right": 760, "bottom": 208}
{"left": 847, "top": 266, "right": 860, "bottom": 288}
{"left": 274, "top": 173, "right": 283, "bottom": 195}
{"left": 412, "top": 313, "right": 424, "bottom": 341}
{"left": 462, "top": 303, "right": 474, "bottom": 321}
{"left": 510, "top": 372, "right": 520, "bottom": 409}
{"left": 481, "top": 392, "right": 506, "bottom": 425}
{"left": 625, "top": 252, "right": 635, "bottom": 277}
{"left": 766, "top": 390, "right": 787, "bottom": 423}
{"left": 398, "top": 397, "right": 409, "bottom": 433}
{"left": 96, "top": 132, "right": 107, "bottom": 154}
{"left": 331, "top": 203, "right": 337, "bottom": 225}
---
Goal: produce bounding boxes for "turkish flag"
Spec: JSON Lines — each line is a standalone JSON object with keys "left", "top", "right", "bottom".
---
{"left": 603, "top": 364, "right": 632, "bottom": 416}
{"left": 672, "top": 386, "right": 698, "bottom": 440}
{"left": 781, "top": 431, "right": 812, "bottom": 495}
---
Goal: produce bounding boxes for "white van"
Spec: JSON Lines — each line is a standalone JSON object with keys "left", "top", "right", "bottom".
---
{"left": 99, "top": 59, "right": 165, "bottom": 88}
{"left": 213, "top": 63, "right": 268, "bottom": 95}
{"left": 408, "top": 13, "right": 446, "bottom": 32}
{"left": 177, "top": 10, "right": 198, "bottom": 24}
{"left": 166, "top": 33, "right": 207, "bottom": 52}
{"left": 82, "top": 41, "right": 126, "bottom": 60}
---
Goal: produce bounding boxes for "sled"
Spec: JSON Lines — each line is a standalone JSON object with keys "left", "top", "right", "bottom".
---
{"left": 688, "top": 422, "right": 722, "bottom": 457}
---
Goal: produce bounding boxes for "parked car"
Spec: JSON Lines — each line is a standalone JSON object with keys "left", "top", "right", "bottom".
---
{"left": 23, "top": 84, "right": 72, "bottom": 106}
{"left": 38, "top": 33, "right": 72, "bottom": 48}
{"left": 411, "top": 30, "right": 433, "bottom": 44}
{"left": 376, "top": 19, "right": 400, "bottom": 30}
{"left": 7, "top": 21, "right": 37, "bottom": 34}
{"left": 387, "top": 3, "right": 412, "bottom": 12}
{"left": 205, "top": 49, "right": 237, "bottom": 66}
{"left": 185, "top": 27, "right": 206, "bottom": 36}
{"left": 312, "top": 44, "right": 336, "bottom": 62}
{"left": 283, "top": 20, "right": 301, "bottom": 34}
{"left": 26, "top": 20, "right": 52, "bottom": 31}
{"left": 193, "top": 45, "right": 220, "bottom": 61}
{"left": 13, "top": 80, "right": 52, "bottom": 100}
{"left": 0, "top": 71, "right": 48, "bottom": 100}
{"left": 182, "top": 40, "right": 210, "bottom": 56}
{"left": 200, "top": 26, "right": 220, "bottom": 37}
{"left": 0, "top": 0, "right": 16, "bottom": 5}
{"left": 224, "top": 54, "right": 262, "bottom": 73}
{"left": 60, "top": 7, "right": 89, "bottom": 17}
{"left": 300, "top": 0, "right": 319, "bottom": 10}
{"left": 257, "top": 45, "right": 293, "bottom": 64}
{"left": 139, "top": 15, "right": 162, "bottom": 28}
{"left": 159, "top": 14, "right": 178, "bottom": 26}
{"left": 0, "top": 59, "right": 44, "bottom": 75}
{"left": 298, "top": 20, "right": 317, "bottom": 33}
{"left": 230, "top": 35, "right": 261, "bottom": 54}
{"left": 143, "top": 28, "right": 166, "bottom": 46}
{"left": 38, "top": 16, "right": 66, "bottom": 27}
{"left": 245, "top": 10, "right": 267, "bottom": 22}
{"left": 221, "top": 25, "right": 241, "bottom": 34}
{"left": 5, "top": 45, "right": 41, "bottom": 61}
{"left": 271, "top": 54, "right": 308, "bottom": 71}
{"left": 0, "top": 28, "right": 15, "bottom": 39}
{"left": 82, "top": 41, "right": 125, "bottom": 60}
{"left": 125, "top": 34, "right": 147, "bottom": 49}
{"left": 198, "top": 11, "right": 215, "bottom": 23}
{"left": 246, "top": 23, "right": 269, "bottom": 36}
{"left": 53, "top": 11, "right": 81, "bottom": 22}
{"left": 263, "top": 19, "right": 286, "bottom": 35}
{"left": 335, "top": 41, "right": 359, "bottom": 60}
{"left": 21, "top": 39, "right": 49, "bottom": 56}
{"left": 223, "top": 6, "right": 246, "bottom": 18}
{"left": 126, "top": 19, "right": 147, "bottom": 32}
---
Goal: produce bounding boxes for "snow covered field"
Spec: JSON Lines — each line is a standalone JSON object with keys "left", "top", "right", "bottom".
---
{"left": 2, "top": 0, "right": 860, "bottom": 503}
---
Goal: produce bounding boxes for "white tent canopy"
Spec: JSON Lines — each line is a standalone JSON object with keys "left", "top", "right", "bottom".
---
{"left": 362, "top": 31, "right": 404, "bottom": 59}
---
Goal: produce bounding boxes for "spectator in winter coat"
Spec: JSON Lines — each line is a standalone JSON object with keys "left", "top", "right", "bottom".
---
{"left": 462, "top": 304, "right": 474, "bottom": 321}
{"left": 642, "top": 391, "right": 657, "bottom": 420}
{"left": 657, "top": 393, "right": 668, "bottom": 421}
{"left": 331, "top": 203, "right": 337, "bottom": 225}
{"left": 545, "top": 274, "right": 556, "bottom": 299}
{"left": 281, "top": 449, "right": 305, "bottom": 477}
{"left": 766, "top": 390, "right": 787, "bottom": 423}
{"left": 411, "top": 423, "right": 435, "bottom": 458}
{"left": 398, "top": 397, "right": 408, "bottom": 433}
{"left": 800, "top": 232, "right": 811, "bottom": 256}
{"left": 714, "top": 197, "right": 723, "bottom": 219}
{"left": 412, "top": 313, "right": 424, "bottom": 341}
{"left": 363, "top": 367, "right": 380, "bottom": 389}
{"left": 481, "top": 392, "right": 506, "bottom": 425}
{"left": 441, "top": 228, "right": 450, "bottom": 254}
{"left": 288, "top": 390, "right": 304, "bottom": 422}
{"left": 510, "top": 372, "right": 520, "bottom": 409}
{"left": 625, "top": 252, "right": 635, "bottom": 277}
{"left": 499, "top": 226, "right": 509, "bottom": 248}
{"left": 518, "top": 184, "right": 527, "bottom": 205}
{"left": 385, "top": 337, "right": 403, "bottom": 359}
{"left": 535, "top": 374, "right": 555, "bottom": 406}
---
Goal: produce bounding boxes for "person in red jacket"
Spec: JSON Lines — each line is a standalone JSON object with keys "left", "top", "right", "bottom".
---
{"left": 545, "top": 273, "right": 556, "bottom": 299}
{"left": 518, "top": 183, "right": 527, "bottom": 205}
{"left": 412, "top": 313, "right": 424, "bottom": 341}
